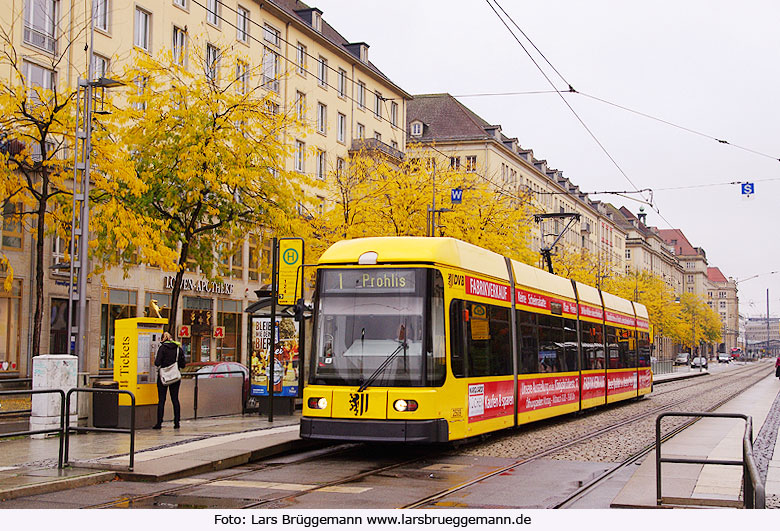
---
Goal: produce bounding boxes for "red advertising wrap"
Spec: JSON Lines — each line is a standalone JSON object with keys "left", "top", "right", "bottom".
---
{"left": 638, "top": 368, "right": 652, "bottom": 390}
{"left": 517, "top": 375, "right": 579, "bottom": 413}
{"left": 607, "top": 370, "right": 638, "bottom": 396}
{"left": 468, "top": 380, "right": 514, "bottom": 422}
{"left": 581, "top": 373, "right": 606, "bottom": 402}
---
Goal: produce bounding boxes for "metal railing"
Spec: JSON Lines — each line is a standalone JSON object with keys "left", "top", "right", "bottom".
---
{"left": 0, "top": 379, "right": 34, "bottom": 417}
{"left": 656, "top": 412, "right": 765, "bottom": 508}
{"left": 63, "top": 388, "right": 136, "bottom": 471}
{"left": 184, "top": 370, "right": 246, "bottom": 419}
{"left": 651, "top": 360, "right": 673, "bottom": 375}
{"left": 0, "top": 388, "right": 66, "bottom": 468}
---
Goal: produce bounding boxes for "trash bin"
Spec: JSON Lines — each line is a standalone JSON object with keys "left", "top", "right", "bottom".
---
{"left": 92, "top": 380, "right": 118, "bottom": 428}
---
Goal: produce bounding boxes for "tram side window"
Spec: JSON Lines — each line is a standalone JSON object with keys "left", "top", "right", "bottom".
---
{"left": 449, "top": 299, "right": 512, "bottom": 378}
{"left": 538, "top": 313, "right": 564, "bottom": 373}
{"left": 637, "top": 331, "right": 651, "bottom": 367}
{"left": 563, "top": 319, "right": 579, "bottom": 372}
{"left": 450, "top": 300, "right": 466, "bottom": 377}
{"left": 581, "top": 323, "right": 605, "bottom": 369}
{"left": 613, "top": 327, "right": 635, "bottom": 368}
{"left": 427, "top": 270, "right": 446, "bottom": 386}
{"left": 605, "top": 325, "right": 619, "bottom": 369}
{"left": 517, "top": 311, "right": 538, "bottom": 374}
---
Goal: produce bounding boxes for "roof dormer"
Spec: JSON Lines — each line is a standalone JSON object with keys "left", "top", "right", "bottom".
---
{"left": 345, "top": 42, "right": 369, "bottom": 63}
{"left": 410, "top": 120, "right": 424, "bottom": 137}
{"left": 295, "top": 7, "right": 323, "bottom": 33}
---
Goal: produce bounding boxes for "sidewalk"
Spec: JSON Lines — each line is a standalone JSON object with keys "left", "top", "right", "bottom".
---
{"left": 0, "top": 412, "right": 319, "bottom": 501}
{"left": 0, "top": 368, "right": 711, "bottom": 504}
{"left": 612, "top": 363, "right": 780, "bottom": 508}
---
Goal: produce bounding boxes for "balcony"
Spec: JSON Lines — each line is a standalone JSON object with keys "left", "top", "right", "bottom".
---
{"left": 349, "top": 138, "right": 404, "bottom": 161}
{"left": 24, "top": 25, "right": 57, "bottom": 54}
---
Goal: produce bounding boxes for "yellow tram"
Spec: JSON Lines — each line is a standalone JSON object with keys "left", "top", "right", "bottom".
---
{"left": 300, "top": 237, "right": 652, "bottom": 443}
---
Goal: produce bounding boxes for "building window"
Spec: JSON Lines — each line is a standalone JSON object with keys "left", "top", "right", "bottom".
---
{"left": 391, "top": 140, "right": 398, "bottom": 149}
{"left": 236, "top": 60, "right": 249, "bottom": 94}
{"left": 374, "top": 132, "right": 381, "bottom": 141}
{"left": 374, "top": 91, "right": 382, "bottom": 118}
{"left": 625, "top": 249, "right": 631, "bottom": 259}
{"left": 217, "top": 300, "right": 242, "bottom": 362}
{"left": 466, "top": 155, "right": 477, "bottom": 172}
{"left": 172, "top": 26, "right": 187, "bottom": 66}
{"left": 206, "top": 43, "right": 219, "bottom": 82}
{"left": 100, "top": 288, "right": 138, "bottom": 368}
{"left": 0, "top": 281, "right": 22, "bottom": 373}
{"left": 336, "top": 157, "right": 345, "bottom": 178}
{"left": 49, "top": 297, "right": 74, "bottom": 355}
{"left": 134, "top": 7, "right": 151, "bottom": 51}
{"left": 316, "top": 103, "right": 327, "bottom": 134}
{"left": 296, "top": 43, "right": 307, "bottom": 76}
{"left": 411, "top": 122, "right": 422, "bottom": 136}
{"left": 24, "top": 61, "right": 55, "bottom": 102}
{"left": 95, "top": 0, "right": 109, "bottom": 32}
{"left": 449, "top": 156, "right": 460, "bottom": 170}
{"left": 132, "top": 76, "right": 148, "bottom": 111}
{"left": 357, "top": 81, "right": 365, "bottom": 109}
{"left": 263, "top": 23, "right": 280, "bottom": 47}
{"left": 337, "top": 68, "right": 346, "bottom": 97}
{"left": 294, "top": 140, "right": 305, "bottom": 172}
{"left": 391, "top": 101, "right": 398, "bottom": 126}
{"left": 220, "top": 240, "right": 243, "bottom": 279}
{"left": 295, "top": 91, "right": 306, "bottom": 121}
{"left": 337, "top": 113, "right": 346, "bottom": 143}
{"left": 144, "top": 292, "right": 171, "bottom": 320}
{"left": 248, "top": 235, "right": 261, "bottom": 281}
{"left": 261, "top": 48, "right": 279, "bottom": 92}
{"left": 236, "top": 6, "right": 249, "bottom": 42}
{"left": 356, "top": 122, "right": 364, "bottom": 139}
{"left": 24, "top": 0, "right": 58, "bottom": 53}
{"left": 181, "top": 296, "right": 213, "bottom": 363}
{"left": 316, "top": 149, "right": 326, "bottom": 180}
{"left": 2, "top": 203, "right": 23, "bottom": 249}
{"left": 317, "top": 56, "right": 327, "bottom": 87}
{"left": 207, "top": 0, "right": 220, "bottom": 26}
{"left": 173, "top": 0, "right": 187, "bottom": 8}
{"left": 92, "top": 54, "right": 109, "bottom": 79}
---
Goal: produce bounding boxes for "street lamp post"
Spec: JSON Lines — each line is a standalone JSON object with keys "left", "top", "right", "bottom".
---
{"left": 67, "top": 2, "right": 124, "bottom": 371}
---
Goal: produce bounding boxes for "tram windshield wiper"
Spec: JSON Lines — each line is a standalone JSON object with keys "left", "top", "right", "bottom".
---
{"left": 357, "top": 340, "right": 408, "bottom": 393}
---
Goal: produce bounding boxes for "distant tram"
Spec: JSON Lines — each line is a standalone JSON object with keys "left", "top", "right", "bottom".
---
{"left": 300, "top": 237, "right": 652, "bottom": 443}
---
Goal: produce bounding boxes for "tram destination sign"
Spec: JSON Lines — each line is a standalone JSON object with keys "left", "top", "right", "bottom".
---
{"left": 323, "top": 269, "right": 416, "bottom": 294}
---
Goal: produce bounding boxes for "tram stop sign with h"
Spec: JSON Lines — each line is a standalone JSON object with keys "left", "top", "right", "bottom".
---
{"left": 278, "top": 239, "right": 303, "bottom": 306}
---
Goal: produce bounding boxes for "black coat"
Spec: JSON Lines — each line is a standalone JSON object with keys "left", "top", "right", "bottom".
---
{"left": 155, "top": 341, "right": 186, "bottom": 369}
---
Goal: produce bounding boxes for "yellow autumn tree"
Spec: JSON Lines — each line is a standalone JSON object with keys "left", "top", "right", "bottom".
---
{"left": 0, "top": 22, "right": 172, "bottom": 355}
{"left": 307, "top": 147, "right": 537, "bottom": 266}
{"left": 112, "top": 40, "right": 306, "bottom": 331}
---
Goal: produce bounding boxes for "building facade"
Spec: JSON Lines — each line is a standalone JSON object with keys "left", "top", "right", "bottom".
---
{"left": 706, "top": 267, "right": 739, "bottom": 353}
{"left": 0, "top": 0, "right": 410, "bottom": 378}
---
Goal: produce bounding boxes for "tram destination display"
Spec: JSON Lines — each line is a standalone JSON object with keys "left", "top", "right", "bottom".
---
{"left": 322, "top": 269, "right": 416, "bottom": 294}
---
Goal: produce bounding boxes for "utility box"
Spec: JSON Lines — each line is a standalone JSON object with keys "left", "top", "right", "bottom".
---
{"left": 30, "top": 355, "right": 78, "bottom": 438}
{"left": 113, "top": 317, "right": 167, "bottom": 428}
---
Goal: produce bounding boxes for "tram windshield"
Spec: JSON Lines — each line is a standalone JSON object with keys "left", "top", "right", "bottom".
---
{"left": 311, "top": 268, "right": 438, "bottom": 387}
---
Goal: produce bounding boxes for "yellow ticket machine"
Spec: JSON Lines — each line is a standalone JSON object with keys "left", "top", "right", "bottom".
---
{"left": 113, "top": 317, "right": 168, "bottom": 427}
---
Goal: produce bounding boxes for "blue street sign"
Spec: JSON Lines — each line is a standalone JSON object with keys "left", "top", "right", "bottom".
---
{"left": 451, "top": 188, "right": 463, "bottom": 204}
{"left": 741, "top": 183, "right": 755, "bottom": 195}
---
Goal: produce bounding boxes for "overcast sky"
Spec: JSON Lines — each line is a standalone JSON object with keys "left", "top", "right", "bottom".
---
{"left": 313, "top": 0, "right": 779, "bottom": 317}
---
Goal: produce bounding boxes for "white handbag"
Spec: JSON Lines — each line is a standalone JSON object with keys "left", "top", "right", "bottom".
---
{"left": 159, "top": 349, "right": 181, "bottom": 386}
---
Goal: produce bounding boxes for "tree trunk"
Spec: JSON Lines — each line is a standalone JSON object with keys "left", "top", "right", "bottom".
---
{"left": 166, "top": 238, "right": 190, "bottom": 335}
{"left": 30, "top": 180, "right": 48, "bottom": 357}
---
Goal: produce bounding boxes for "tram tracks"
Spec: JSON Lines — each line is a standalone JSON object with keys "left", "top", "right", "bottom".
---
{"left": 87, "top": 363, "right": 771, "bottom": 509}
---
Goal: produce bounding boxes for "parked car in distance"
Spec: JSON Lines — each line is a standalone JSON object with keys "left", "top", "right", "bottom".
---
{"left": 181, "top": 361, "right": 250, "bottom": 400}
{"left": 691, "top": 356, "right": 708, "bottom": 369}
{"left": 717, "top": 353, "right": 731, "bottom": 363}
{"left": 674, "top": 353, "right": 690, "bottom": 365}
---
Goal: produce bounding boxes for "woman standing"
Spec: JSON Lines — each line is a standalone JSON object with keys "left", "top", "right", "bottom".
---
{"left": 775, "top": 355, "right": 780, "bottom": 380}
{"left": 153, "top": 331, "right": 186, "bottom": 429}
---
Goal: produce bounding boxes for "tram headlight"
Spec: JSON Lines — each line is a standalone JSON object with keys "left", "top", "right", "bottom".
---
{"left": 308, "top": 397, "right": 328, "bottom": 409}
{"left": 393, "top": 399, "right": 418, "bottom": 412}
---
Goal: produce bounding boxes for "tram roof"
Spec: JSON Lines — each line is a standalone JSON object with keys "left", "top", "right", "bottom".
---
{"left": 318, "top": 237, "right": 510, "bottom": 281}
